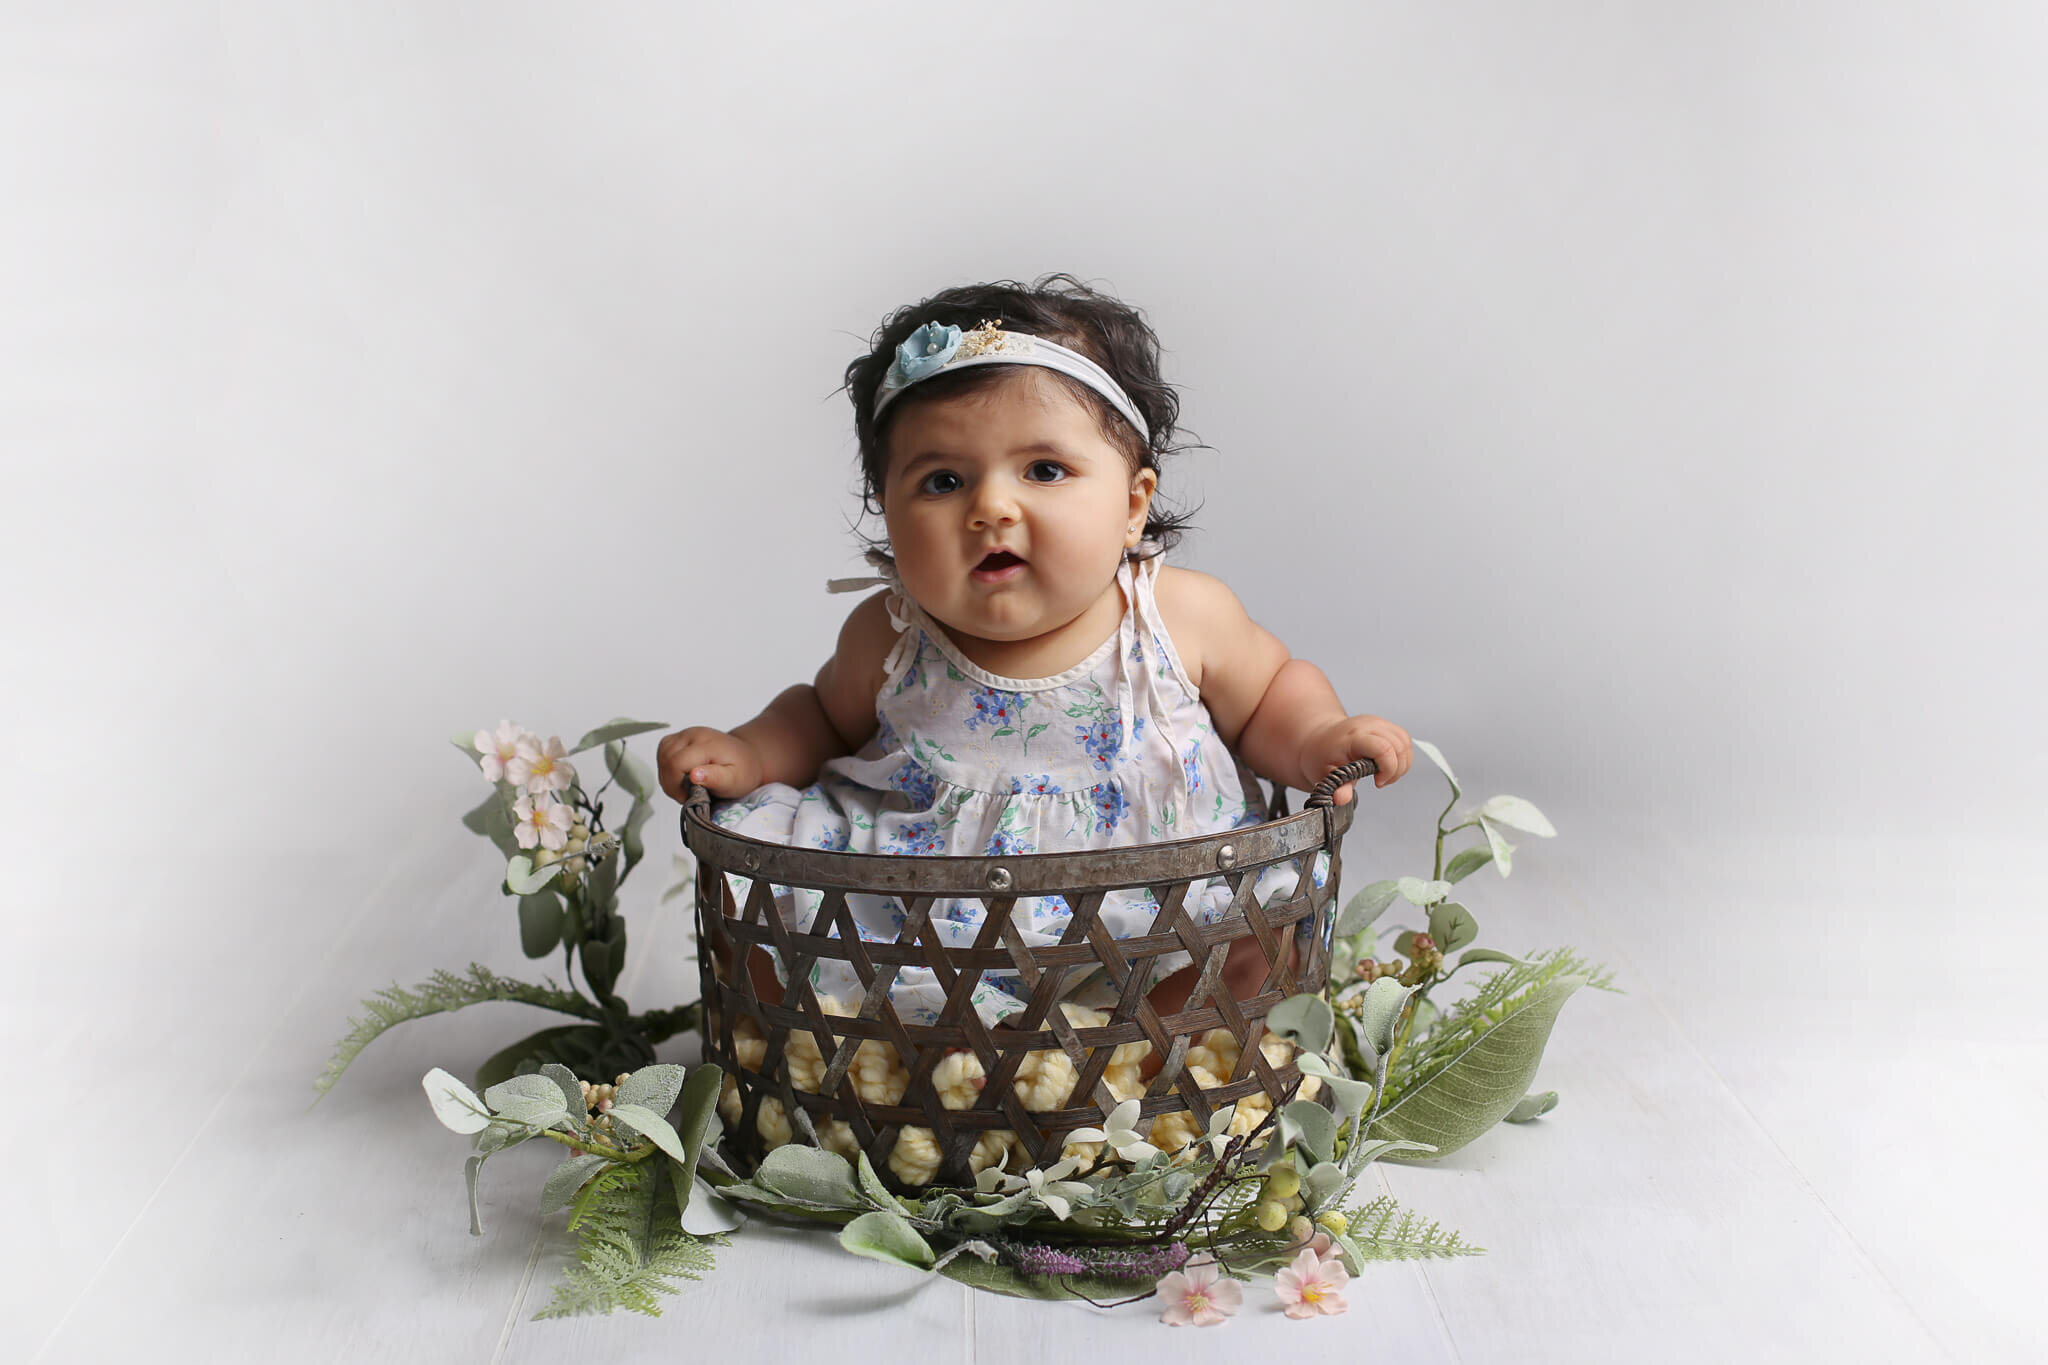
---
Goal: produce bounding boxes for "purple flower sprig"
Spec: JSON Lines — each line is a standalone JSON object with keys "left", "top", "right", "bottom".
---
{"left": 1007, "top": 1238, "right": 1192, "bottom": 1282}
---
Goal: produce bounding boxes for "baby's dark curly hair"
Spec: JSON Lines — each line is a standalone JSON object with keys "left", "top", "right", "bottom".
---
{"left": 842, "top": 273, "right": 1200, "bottom": 563}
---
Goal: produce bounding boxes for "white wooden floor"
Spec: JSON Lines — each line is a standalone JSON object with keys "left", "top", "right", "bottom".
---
{"left": 12, "top": 814, "right": 2042, "bottom": 1364}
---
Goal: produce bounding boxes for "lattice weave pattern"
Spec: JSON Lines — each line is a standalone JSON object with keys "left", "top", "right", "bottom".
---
{"left": 682, "top": 757, "right": 1373, "bottom": 1190}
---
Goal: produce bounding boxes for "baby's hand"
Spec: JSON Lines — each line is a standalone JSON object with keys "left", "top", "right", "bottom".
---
{"left": 1301, "top": 714, "right": 1413, "bottom": 805}
{"left": 657, "top": 727, "right": 765, "bottom": 803}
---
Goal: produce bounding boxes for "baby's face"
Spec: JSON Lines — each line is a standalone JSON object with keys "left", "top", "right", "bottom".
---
{"left": 880, "top": 369, "right": 1156, "bottom": 650}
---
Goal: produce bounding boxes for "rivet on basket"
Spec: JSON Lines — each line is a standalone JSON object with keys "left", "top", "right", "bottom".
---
{"left": 986, "top": 865, "right": 1013, "bottom": 891}
{"left": 1216, "top": 843, "right": 1237, "bottom": 870}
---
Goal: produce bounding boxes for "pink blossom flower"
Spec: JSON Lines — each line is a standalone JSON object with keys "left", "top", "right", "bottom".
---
{"left": 473, "top": 720, "right": 531, "bottom": 783}
{"left": 508, "top": 735, "right": 576, "bottom": 795}
{"left": 512, "top": 793, "right": 574, "bottom": 851}
{"left": 1274, "top": 1245, "right": 1350, "bottom": 1319}
{"left": 1156, "top": 1256, "right": 1241, "bottom": 1326}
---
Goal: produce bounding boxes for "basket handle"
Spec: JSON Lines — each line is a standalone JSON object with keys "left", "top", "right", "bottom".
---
{"left": 1305, "top": 757, "right": 1378, "bottom": 809}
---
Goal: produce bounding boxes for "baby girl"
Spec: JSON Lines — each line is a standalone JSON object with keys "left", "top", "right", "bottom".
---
{"left": 658, "top": 275, "right": 1412, "bottom": 1029}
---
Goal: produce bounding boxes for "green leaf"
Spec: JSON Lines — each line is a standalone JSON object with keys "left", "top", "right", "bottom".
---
{"left": 1443, "top": 845, "right": 1494, "bottom": 884}
{"left": 474, "top": 1024, "right": 610, "bottom": 1091}
{"left": 856, "top": 1152, "right": 898, "bottom": 1211}
{"left": 621, "top": 795, "right": 654, "bottom": 878}
{"left": 1392, "top": 929, "right": 1417, "bottom": 959}
{"left": 750, "top": 1144, "right": 863, "bottom": 1209}
{"left": 1368, "top": 974, "right": 1589, "bottom": 1160}
{"left": 609, "top": 1104, "right": 687, "bottom": 1162}
{"left": 1478, "top": 815, "right": 1516, "bottom": 877}
{"left": 1476, "top": 794, "right": 1556, "bottom": 838}
{"left": 615, "top": 1064, "right": 687, "bottom": 1119}
{"left": 1304, "top": 1160, "right": 1349, "bottom": 1208}
{"left": 681, "top": 1176, "right": 745, "bottom": 1236}
{"left": 423, "top": 1068, "right": 490, "bottom": 1134}
{"left": 580, "top": 937, "right": 616, "bottom": 1001}
{"left": 460, "top": 790, "right": 522, "bottom": 859}
{"left": 464, "top": 1153, "right": 488, "bottom": 1235}
{"left": 1266, "top": 994, "right": 1334, "bottom": 1056}
{"left": 839, "top": 1211, "right": 935, "bottom": 1270}
{"left": 1506, "top": 1090, "right": 1560, "bottom": 1122}
{"left": 569, "top": 718, "right": 668, "bottom": 755}
{"left": 505, "top": 855, "right": 563, "bottom": 896}
{"left": 671, "top": 1065, "right": 724, "bottom": 1230}
{"left": 540, "top": 1152, "right": 611, "bottom": 1213}
{"left": 1297, "top": 1052, "right": 1374, "bottom": 1118}
{"left": 1427, "top": 902, "right": 1478, "bottom": 956}
{"left": 586, "top": 846, "right": 621, "bottom": 917}
{"left": 1396, "top": 876, "right": 1451, "bottom": 908}
{"left": 617, "top": 749, "right": 658, "bottom": 801}
{"left": 519, "top": 891, "right": 564, "bottom": 958}
{"left": 1335, "top": 880, "right": 1400, "bottom": 937}
{"left": 1357, "top": 977, "right": 1418, "bottom": 1061}
{"left": 483, "top": 1074, "right": 571, "bottom": 1131}
{"left": 1282, "top": 1099, "right": 1338, "bottom": 1165}
{"left": 539, "top": 1063, "right": 589, "bottom": 1124}
{"left": 1415, "top": 739, "right": 1459, "bottom": 799}
{"left": 1454, "top": 948, "right": 1526, "bottom": 973}
{"left": 452, "top": 730, "right": 483, "bottom": 757}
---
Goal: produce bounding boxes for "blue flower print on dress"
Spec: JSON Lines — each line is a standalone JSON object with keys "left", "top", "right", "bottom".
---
{"left": 1182, "top": 737, "right": 1204, "bottom": 795}
{"left": 810, "top": 823, "right": 851, "bottom": 852}
{"left": 874, "top": 712, "right": 901, "bottom": 754}
{"left": 985, "top": 827, "right": 1036, "bottom": 856}
{"left": 965, "top": 687, "right": 1028, "bottom": 735}
{"left": 888, "top": 759, "right": 939, "bottom": 812}
{"left": 1008, "top": 774, "right": 1063, "bottom": 796}
{"left": 1076, "top": 717, "right": 1122, "bottom": 770}
{"left": 893, "top": 321, "right": 963, "bottom": 383}
{"left": 886, "top": 818, "right": 946, "bottom": 856}
{"left": 1091, "top": 781, "right": 1129, "bottom": 834}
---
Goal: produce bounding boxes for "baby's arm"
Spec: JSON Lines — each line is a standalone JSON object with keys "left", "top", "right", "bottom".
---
{"left": 1167, "top": 571, "right": 1413, "bottom": 804}
{"left": 656, "top": 592, "right": 893, "bottom": 802}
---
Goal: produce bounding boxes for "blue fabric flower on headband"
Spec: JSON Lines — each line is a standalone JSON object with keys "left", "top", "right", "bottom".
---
{"left": 893, "top": 322, "right": 963, "bottom": 384}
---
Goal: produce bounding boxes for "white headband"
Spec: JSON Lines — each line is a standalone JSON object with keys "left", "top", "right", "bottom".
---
{"left": 872, "top": 319, "right": 1152, "bottom": 443}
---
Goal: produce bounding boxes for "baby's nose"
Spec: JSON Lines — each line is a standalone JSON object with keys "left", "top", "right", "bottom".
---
{"left": 968, "top": 486, "right": 1021, "bottom": 527}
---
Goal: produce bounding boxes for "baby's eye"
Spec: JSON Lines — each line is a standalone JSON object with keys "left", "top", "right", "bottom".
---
{"left": 918, "top": 470, "right": 962, "bottom": 495}
{"left": 1026, "top": 460, "right": 1069, "bottom": 482}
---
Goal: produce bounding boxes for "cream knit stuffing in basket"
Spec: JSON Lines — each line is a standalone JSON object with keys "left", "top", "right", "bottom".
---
{"left": 716, "top": 998, "right": 1321, "bottom": 1185}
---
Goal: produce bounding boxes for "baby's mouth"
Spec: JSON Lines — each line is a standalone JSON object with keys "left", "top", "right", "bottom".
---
{"left": 975, "top": 551, "right": 1026, "bottom": 572}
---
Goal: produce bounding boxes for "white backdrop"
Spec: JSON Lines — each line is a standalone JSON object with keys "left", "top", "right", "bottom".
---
{"left": 3, "top": 4, "right": 2045, "bottom": 1349}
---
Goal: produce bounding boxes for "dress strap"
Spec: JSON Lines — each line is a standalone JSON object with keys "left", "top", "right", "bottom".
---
{"left": 827, "top": 554, "right": 918, "bottom": 675}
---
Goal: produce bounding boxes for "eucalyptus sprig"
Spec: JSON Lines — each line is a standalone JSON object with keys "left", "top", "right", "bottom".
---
{"left": 1314, "top": 739, "right": 1621, "bottom": 1159}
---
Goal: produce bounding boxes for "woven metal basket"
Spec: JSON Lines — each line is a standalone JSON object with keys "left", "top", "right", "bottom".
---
{"left": 681, "top": 755, "right": 1376, "bottom": 1190}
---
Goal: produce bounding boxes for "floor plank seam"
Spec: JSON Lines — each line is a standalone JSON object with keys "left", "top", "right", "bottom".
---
{"left": 491, "top": 1224, "right": 549, "bottom": 1363}
{"left": 28, "top": 828, "right": 446, "bottom": 1364}
{"left": 1547, "top": 852, "right": 1961, "bottom": 1365}
{"left": 1374, "top": 1163, "right": 1465, "bottom": 1362}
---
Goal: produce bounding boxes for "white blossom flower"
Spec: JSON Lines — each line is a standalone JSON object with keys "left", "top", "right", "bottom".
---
{"left": 1202, "top": 1103, "right": 1237, "bottom": 1159}
{"left": 473, "top": 719, "right": 532, "bottom": 782}
{"left": 992, "top": 1158, "right": 1092, "bottom": 1222}
{"left": 1065, "top": 1098, "right": 1159, "bottom": 1163}
{"left": 508, "top": 734, "right": 576, "bottom": 795}
{"left": 513, "top": 793, "right": 574, "bottom": 851}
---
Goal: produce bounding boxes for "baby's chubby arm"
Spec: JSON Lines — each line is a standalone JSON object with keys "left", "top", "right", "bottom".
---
{"left": 1168, "top": 570, "right": 1413, "bottom": 804}
{"left": 656, "top": 593, "right": 893, "bottom": 803}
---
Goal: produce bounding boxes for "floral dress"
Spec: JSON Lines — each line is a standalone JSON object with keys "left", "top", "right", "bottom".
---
{"left": 710, "top": 551, "right": 1329, "bottom": 1026}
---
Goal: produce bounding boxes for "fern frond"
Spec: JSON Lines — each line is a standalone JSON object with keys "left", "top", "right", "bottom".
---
{"left": 1385, "top": 946, "right": 1614, "bottom": 1102}
{"left": 1345, "top": 1194, "right": 1484, "bottom": 1260}
{"left": 534, "top": 1155, "right": 719, "bottom": 1318}
{"left": 313, "top": 962, "right": 598, "bottom": 1101}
